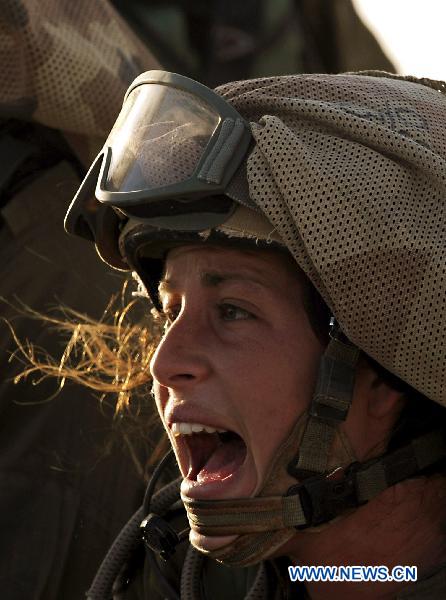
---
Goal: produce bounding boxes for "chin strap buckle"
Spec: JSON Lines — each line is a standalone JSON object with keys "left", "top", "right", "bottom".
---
{"left": 140, "top": 513, "right": 181, "bottom": 560}
{"left": 288, "top": 463, "right": 361, "bottom": 528}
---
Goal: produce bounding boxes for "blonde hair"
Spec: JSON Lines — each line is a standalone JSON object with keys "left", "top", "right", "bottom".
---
{"left": 6, "top": 280, "right": 169, "bottom": 476}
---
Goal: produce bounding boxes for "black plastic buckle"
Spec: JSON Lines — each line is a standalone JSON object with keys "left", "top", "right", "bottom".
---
{"left": 140, "top": 513, "right": 180, "bottom": 560}
{"left": 287, "top": 464, "right": 360, "bottom": 528}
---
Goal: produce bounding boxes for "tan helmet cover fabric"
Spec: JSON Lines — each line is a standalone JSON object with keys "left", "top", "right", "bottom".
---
{"left": 216, "top": 72, "right": 446, "bottom": 406}
{"left": 0, "top": 0, "right": 159, "bottom": 158}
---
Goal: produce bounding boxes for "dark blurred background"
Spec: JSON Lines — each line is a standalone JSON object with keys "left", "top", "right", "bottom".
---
{"left": 111, "top": 0, "right": 395, "bottom": 87}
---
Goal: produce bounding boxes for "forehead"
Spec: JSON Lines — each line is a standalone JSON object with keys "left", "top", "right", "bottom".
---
{"left": 160, "top": 244, "right": 303, "bottom": 294}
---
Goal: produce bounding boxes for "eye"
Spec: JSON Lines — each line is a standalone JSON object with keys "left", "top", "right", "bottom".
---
{"left": 219, "top": 303, "right": 253, "bottom": 321}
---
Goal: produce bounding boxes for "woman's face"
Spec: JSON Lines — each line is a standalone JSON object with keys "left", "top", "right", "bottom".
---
{"left": 150, "top": 244, "right": 325, "bottom": 549}
{"left": 151, "top": 245, "right": 323, "bottom": 547}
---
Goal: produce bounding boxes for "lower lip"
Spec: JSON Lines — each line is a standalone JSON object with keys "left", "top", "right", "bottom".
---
{"left": 180, "top": 456, "right": 255, "bottom": 500}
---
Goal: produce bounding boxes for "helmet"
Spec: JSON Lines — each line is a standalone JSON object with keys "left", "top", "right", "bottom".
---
{"left": 66, "top": 70, "right": 446, "bottom": 566}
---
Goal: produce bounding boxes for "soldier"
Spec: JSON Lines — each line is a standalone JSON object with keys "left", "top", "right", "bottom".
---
{"left": 66, "top": 70, "right": 446, "bottom": 598}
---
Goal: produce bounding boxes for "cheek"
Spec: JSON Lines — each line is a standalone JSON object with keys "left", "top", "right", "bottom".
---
{"left": 231, "top": 329, "right": 323, "bottom": 438}
{"left": 152, "top": 380, "right": 168, "bottom": 420}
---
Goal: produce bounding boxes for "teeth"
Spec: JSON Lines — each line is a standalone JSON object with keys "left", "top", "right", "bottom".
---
{"left": 171, "top": 422, "right": 227, "bottom": 436}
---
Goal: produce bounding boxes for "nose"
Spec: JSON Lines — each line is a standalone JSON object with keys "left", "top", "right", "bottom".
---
{"left": 150, "top": 310, "right": 211, "bottom": 389}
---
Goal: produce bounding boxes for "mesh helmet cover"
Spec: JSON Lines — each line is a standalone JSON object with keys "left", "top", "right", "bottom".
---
{"left": 215, "top": 72, "right": 446, "bottom": 406}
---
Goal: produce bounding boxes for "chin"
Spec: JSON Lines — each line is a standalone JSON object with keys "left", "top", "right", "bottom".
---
{"left": 189, "top": 529, "right": 238, "bottom": 552}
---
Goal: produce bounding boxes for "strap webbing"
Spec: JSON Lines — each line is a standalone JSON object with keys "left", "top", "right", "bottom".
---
{"left": 292, "top": 336, "right": 360, "bottom": 476}
{"left": 291, "top": 417, "right": 337, "bottom": 475}
{"left": 183, "top": 495, "right": 307, "bottom": 535}
{"left": 357, "top": 429, "right": 446, "bottom": 502}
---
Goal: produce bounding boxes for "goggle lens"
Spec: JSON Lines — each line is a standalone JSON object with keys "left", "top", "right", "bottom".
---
{"left": 104, "top": 84, "right": 220, "bottom": 193}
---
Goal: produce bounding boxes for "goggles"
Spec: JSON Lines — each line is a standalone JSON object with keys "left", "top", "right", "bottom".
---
{"left": 65, "top": 71, "right": 253, "bottom": 268}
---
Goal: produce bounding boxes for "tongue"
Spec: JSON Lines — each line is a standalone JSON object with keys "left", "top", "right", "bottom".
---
{"left": 197, "top": 438, "right": 246, "bottom": 484}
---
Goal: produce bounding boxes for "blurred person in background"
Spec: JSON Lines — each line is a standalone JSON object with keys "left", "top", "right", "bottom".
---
{"left": 0, "top": 1, "right": 158, "bottom": 598}
{"left": 110, "top": 0, "right": 395, "bottom": 86}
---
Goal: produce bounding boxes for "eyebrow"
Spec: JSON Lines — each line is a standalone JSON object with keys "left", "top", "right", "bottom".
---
{"left": 158, "top": 270, "right": 269, "bottom": 295}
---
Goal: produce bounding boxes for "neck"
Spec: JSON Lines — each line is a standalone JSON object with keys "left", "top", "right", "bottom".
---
{"left": 283, "top": 474, "right": 446, "bottom": 599}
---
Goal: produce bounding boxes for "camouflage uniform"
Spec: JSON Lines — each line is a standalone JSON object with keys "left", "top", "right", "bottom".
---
{"left": 0, "top": 2, "right": 159, "bottom": 598}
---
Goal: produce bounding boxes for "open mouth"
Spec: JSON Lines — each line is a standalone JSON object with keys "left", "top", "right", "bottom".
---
{"left": 172, "top": 423, "right": 247, "bottom": 484}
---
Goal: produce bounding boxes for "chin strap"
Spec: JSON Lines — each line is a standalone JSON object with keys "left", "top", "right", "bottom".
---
{"left": 184, "top": 428, "right": 446, "bottom": 536}
{"left": 289, "top": 319, "right": 360, "bottom": 477}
